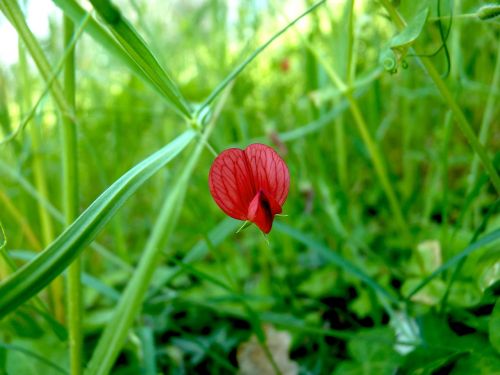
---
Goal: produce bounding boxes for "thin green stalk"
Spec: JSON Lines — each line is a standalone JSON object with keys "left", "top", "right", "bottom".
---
{"left": 0, "top": 0, "right": 72, "bottom": 120}
{"left": 170, "top": 258, "right": 283, "bottom": 375}
{"left": 1, "top": 12, "right": 89, "bottom": 146}
{"left": 0, "top": 223, "right": 63, "bottom": 332}
{"left": 440, "top": 112, "right": 453, "bottom": 251}
{"left": 0, "top": 221, "right": 9, "bottom": 279}
{"left": 17, "top": 31, "right": 65, "bottom": 320}
{"left": 87, "top": 0, "right": 191, "bottom": 119}
{"left": 349, "top": 95, "right": 408, "bottom": 233}
{"left": 300, "top": 38, "right": 407, "bottom": 233}
{"left": 468, "top": 43, "right": 500, "bottom": 199}
{"left": 0, "top": 189, "right": 42, "bottom": 251}
{"left": 345, "top": 0, "right": 355, "bottom": 86}
{"left": 197, "top": 0, "right": 326, "bottom": 116}
{"left": 440, "top": 0, "right": 463, "bottom": 255}
{"left": 86, "top": 130, "right": 212, "bottom": 375}
{"left": 334, "top": 0, "right": 354, "bottom": 191}
{"left": 62, "top": 15, "right": 82, "bottom": 375}
{"left": 334, "top": 97, "right": 347, "bottom": 190}
{"left": 85, "top": 90, "right": 229, "bottom": 375}
{"left": 379, "top": 0, "right": 500, "bottom": 194}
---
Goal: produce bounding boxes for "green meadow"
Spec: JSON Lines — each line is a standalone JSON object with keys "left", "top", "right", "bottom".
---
{"left": 0, "top": 0, "right": 499, "bottom": 373}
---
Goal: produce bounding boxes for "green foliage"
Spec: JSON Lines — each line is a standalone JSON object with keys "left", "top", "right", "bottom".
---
{"left": 490, "top": 299, "right": 500, "bottom": 354}
{"left": 383, "top": 7, "right": 429, "bottom": 73}
{"left": 401, "top": 314, "right": 500, "bottom": 374}
{"left": 334, "top": 328, "right": 401, "bottom": 375}
{"left": 0, "top": 0, "right": 499, "bottom": 373}
{"left": 0, "top": 131, "right": 195, "bottom": 318}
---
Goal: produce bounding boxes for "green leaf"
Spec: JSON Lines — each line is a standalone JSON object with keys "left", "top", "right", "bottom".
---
{"left": 389, "top": 7, "right": 429, "bottom": 50}
{"left": 1, "top": 336, "right": 68, "bottom": 374}
{"left": 85, "top": 85, "right": 231, "bottom": 375}
{"left": 87, "top": 0, "right": 191, "bottom": 118}
{"left": 490, "top": 299, "right": 500, "bottom": 354}
{"left": 0, "top": 130, "right": 195, "bottom": 318}
{"left": 452, "top": 350, "right": 500, "bottom": 375}
{"left": 382, "top": 6, "right": 429, "bottom": 72}
{"left": 274, "top": 222, "right": 398, "bottom": 304}
{"left": 402, "top": 314, "right": 500, "bottom": 374}
{"left": 52, "top": 0, "right": 192, "bottom": 118}
{"left": 334, "top": 328, "right": 401, "bottom": 375}
{"left": 406, "top": 229, "right": 500, "bottom": 299}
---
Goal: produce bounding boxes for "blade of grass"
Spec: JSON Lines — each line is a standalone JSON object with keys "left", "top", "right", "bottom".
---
{"left": 20, "top": 45, "right": 65, "bottom": 320}
{"left": 468, "top": 42, "right": 500, "bottom": 199}
{"left": 8, "top": 249, "right": 120, "bottom": 302}
{"left": 439, "top": 199, "right": 500, "bottom": 311}
{"left": 296, "top": 33, "right": 408, "bottom": 233}
{"left": 274, "top": 222, "right": 399, "bottom": 305}
{"left": 0, "top": 162, "right": 133, "bottom": 273}
{"left": 0, "top": 130, "right": 196, "bottom": 318}
{"left": 87, "top": 0, "right": 191, "bottom": 118}
{"left": 137, "top": 327, "right": 157, "bottom": 375}
{"left": 62, "top": 13, "right": 82, "bottom": 375}
{"left": 51, "top": 0, "right": 191, "bottom": 118}
{"left": 85, "top": 87, "right": 231, "bottom": 375}
{"left": 197, "top": 0, "right": 326, "bottom": 116}
{"left": 0, "top": 190, "right": 42, "bottom": 251}
{"left": 0, "top": 5, "right": 89, "bottom": 146}
{"left": 50, "top": 0, "right": 148, "bottom": 87}
{"left": 148, "top": 218, "right": 239, "bottom": 297}
{"left": 379, "top": 0, "right": 500, "bottom": 194}
{"left": 169, "top": 259, "right": 283, "bottom": 375}
{"left": 406, "top": 228, "right": 500, "bottom": 299}
{"left": 0, "top": 0, "right": 73, "bottom": 121}
{"left": 0, "top": 342, "right": 68, "bottom": 374}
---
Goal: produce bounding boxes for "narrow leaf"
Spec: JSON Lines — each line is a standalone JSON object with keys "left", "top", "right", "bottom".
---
{"left": 406, "top": 229, "right": 500, "bottom": 298}
{"left": 88, "top": 0, "right": 192, "bottom": 118}
{"left": 0, "top": 130, "right": 195, "bottom": 318}
{"left": 274, "top": 222, "right": 398, "bottom": 304}
{"left": 389, "top": 7, "right": 429, "bottom": 50}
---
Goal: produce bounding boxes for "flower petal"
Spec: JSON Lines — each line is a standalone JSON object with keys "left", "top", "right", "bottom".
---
{"left": 247, "top": 190, "right": 282, "bottom": 234}
{"left": 244, "top": 144, "right": 290, "bottom": 206}
{"left": 208, "top": 148, "right": 256, "bottom": 220}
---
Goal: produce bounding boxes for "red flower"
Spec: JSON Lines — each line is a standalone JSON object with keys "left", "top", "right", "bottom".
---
{"left": 209, "top": 144, "right": 290, "bottom": 234}
{"left": 279, "top": 58, "right": 290, "bottom": 72}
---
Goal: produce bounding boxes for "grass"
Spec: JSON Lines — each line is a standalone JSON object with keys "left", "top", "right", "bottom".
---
{"left": 0, "top": 0, "right": 499, "bottom": 374}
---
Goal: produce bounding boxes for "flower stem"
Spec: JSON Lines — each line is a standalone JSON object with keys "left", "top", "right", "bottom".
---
{"left": 62, "top": 15, "right": 82, "bottom": 375}
{"left": 379, "top": 0, "right": 500, "bottom": 194}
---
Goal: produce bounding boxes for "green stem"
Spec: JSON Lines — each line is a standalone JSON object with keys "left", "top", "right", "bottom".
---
{"left": 468, "top": 43, "right": 500, "bottom": 198}
{"left": 379, "top": 0, "right": 500, "bottom": 194}
{"left": 19, "top": 38, "right": 65, "bottom": 320}
{"left": 85, "top": 88, "right": 230, "bottom": 375}
{"left": 346, "top": 94, "right": 407, "bottom": 233}
{"left": 346, "top": 0, "right": 355, "bottom": 86}
{"left": 300, "top": 35, "right": 407, "bottom": 233}
{"left": 334, "top": 97, "right": 347, "bottom": 190}
{"left": 0, "top": 0, "right": 72, "bottom": 119}
{"left": 88, "top": 0, "right": 192, "bottom": 119}
{"left": 198, "top": 0, "right": 326, "bottom": 116}
{"left": 62, "top": 16, "right": 82, "bottom": 375}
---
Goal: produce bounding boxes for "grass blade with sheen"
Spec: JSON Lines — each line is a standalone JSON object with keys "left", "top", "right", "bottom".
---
{"left": 0, "top": 130, "right": 195, "bottom": 318}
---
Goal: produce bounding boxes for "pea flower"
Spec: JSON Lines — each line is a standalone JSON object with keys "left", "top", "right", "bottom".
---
{"left": 209, "top": 144, "right": 290, "bottom": 234}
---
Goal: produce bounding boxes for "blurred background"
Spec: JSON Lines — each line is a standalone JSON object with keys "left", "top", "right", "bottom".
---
{"left": 0, "top": 0, "right": 499, "bottom": 373}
